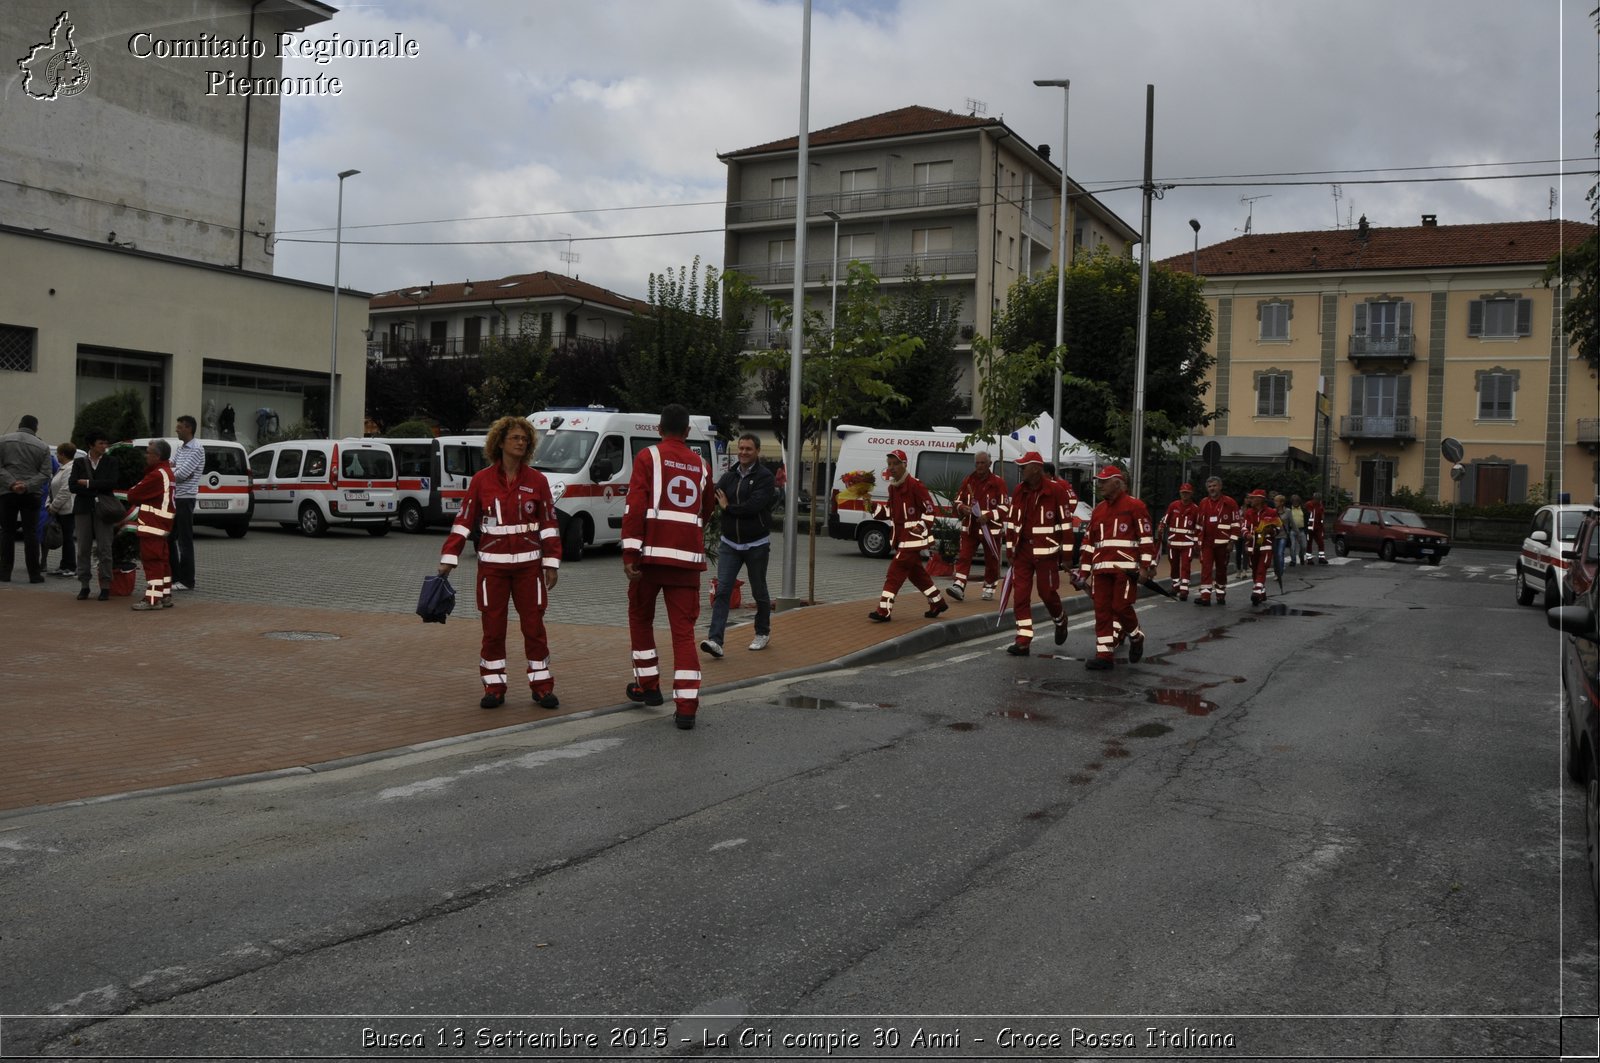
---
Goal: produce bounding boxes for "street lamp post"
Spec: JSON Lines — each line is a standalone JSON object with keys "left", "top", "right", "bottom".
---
{"left": 1188, "top": 218, "right": 1200, "bottom": 276}
{"left": 329, "top": 168, "right": 360, "bottom": 438}
{"left": 1034, "top": 79, "right": 1070, "bottom": 473}
{"left": 823, "top": 208, "right": 841, "bottom": 501}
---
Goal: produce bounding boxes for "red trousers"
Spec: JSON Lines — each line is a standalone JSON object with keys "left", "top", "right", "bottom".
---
{"left": 138, "top": 535, "right": 170, "bottom": 605}
{"left": 1090, "top": 568, "right": 1140, "bottom": 659}
{"left": 1009, "top": 551, "right": 1063, "bottom": 646}
{"left": 1197, "top": 541, "right": 1231, "bottom": 601}
{"left": 629, "top": 565, "right": 702, "bottom": 713}
{"left": 1165, "top": 544, "right": 1194, "bottom": 597}
{"left": 876, "top": 548, "right": 942, "bottom": 617}
{"left": 952, "top": 525, "right": 999, "bottom": 589}
{"left": 1249, "top": 545, "right": 1273, "bottom": 598}
{"left": 1307, "top": 526, "right": 1326, "bottom": 557}
{"left": 477, "top": 565, "right": 552, "bottom": 697}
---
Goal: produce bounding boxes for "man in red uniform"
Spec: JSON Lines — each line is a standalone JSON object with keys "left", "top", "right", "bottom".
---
{"left": 438, "top": 416, "right": 562, "bottom": 710}
{"left": 1242, "top": 489, "right": 1283, "bottom": 605}
{"left": 1078, "top": 465, "right": 1155, "bottom": 669}
{"left": 1156, "top": 482, "right": 1200, "bottom": 600}
{"left": 126, "top": 439, "right": 175, "bottom": 611}
{"left": 1194, "top": 474, "right": 1241, "bottom": 607}
{"left": 1304, "top": 490, "right": 1329, "bottom": 564}
{"left": 946, "top": 449, "right": 1007, "bottom": 602}
{"left": 1002, "top": 451, "right": 1076, "bottom": 655}
{"left": 622, "top": 404, "right": 715, "bottom": 730}
{"left": 867, "top": 449, "right": 949, "bottom": 623}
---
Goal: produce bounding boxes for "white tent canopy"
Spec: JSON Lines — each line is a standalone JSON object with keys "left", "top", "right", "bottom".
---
{"left": 999, "top": 412, "right": 1104, "bottom": 471}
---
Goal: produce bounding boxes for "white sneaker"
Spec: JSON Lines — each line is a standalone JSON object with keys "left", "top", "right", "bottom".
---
{"left": 748, "top": 634, "right": 770, "bottom": 651}
{"left": 175, "top": 583, "right": 193, "bottom": 592}
{"left": 946, "top": 584, "right": 965, "bottom": 601}
{"left": 981, "top": 585, "right": 995, "bottom": 601}
{"left": 699, "top": 639, "right": 724, "bottom": 659}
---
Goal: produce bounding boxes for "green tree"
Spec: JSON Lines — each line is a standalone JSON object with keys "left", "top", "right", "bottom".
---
{"left": 1543, "top": 13, "right": 1599, "bottom": 374}
{"left": 72, "top": 389, "right": 148, "bottom": 445}
{"left": 471, "top": 321, "right": 551, "bottom": 424}
{"left": 880, "top": 267, "right": 965, "bottom": 429}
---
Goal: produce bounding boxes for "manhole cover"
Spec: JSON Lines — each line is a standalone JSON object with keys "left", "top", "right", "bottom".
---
{"left": 262, "top": 630, "right": 342, "bottom": 641}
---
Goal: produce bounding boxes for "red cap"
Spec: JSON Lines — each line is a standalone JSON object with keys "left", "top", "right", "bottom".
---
{"left": 1096, "top": 465, "right": 1126, "bottom": 482}
{"left": 1179, "top": 482, "right": 1194, "bottom": 492}
{"left": 1247, "top": 488, "right": 1268, "bottom": 499}
{"left": 886, "top": 449, "right": 908, "bottom": 463}
{"left": 1016, "top": 451, "right": 1045, "bottom": 466}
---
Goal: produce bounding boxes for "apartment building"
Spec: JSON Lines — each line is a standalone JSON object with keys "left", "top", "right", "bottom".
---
{"left": 1163, "top": 217, "right": 1596, "bottom": 506}
{"left": 719, "top": 104, "right": 1138, "bottom": 429}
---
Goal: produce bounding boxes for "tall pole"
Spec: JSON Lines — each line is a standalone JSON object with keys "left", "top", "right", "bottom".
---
{"left": 1129, "top": 85, "right": 1154, "bottom": 498}
{"left": 824, "top": 208, "right": 840, "bottom": 523}
{"left": 1189, "top": 218, "right": 1200, "bottom": 276}
{"left": 329, "top": 168, "right": 359, "bottom": 438}
{"left": 1034, "top": 79, "right": 1069, "bottom": 472}
{"left": 781, "top": 0, "right": 811, "bottom": 603}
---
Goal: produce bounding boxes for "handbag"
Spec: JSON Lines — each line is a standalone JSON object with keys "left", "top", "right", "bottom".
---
{"left": 96, "top": 493, "right": 126, "bottom": 523}
{"left": 43, "top": 520, "right": 63, "bottom": 551}
{"left": 416, "top": 573, "right": 457, "bottom": 624}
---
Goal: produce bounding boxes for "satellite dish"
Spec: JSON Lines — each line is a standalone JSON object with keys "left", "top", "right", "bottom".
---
{"left": 1441, "top": 437, "right": 1464, "bottom": 464}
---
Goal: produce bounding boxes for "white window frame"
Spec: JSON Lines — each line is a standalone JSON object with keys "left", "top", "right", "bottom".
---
{"left": 1477, "top": 372, "right": 1515, "bottom": 421}
{"left": 1256, "top": 373, "right": 1288, "bottom": 417}
{"left": 1260, "top": 302, "right": 1290, "bottom": 342}
{"left": 912, "top": 227, "right": 953, "bottom": 255}
{"left": 839, "top": 232, "right": 876, "bottom": 264}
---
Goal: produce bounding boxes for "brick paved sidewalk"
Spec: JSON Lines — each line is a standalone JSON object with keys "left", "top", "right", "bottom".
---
{"left": 2, "top": 578, "right": 1091, "bottom": 815}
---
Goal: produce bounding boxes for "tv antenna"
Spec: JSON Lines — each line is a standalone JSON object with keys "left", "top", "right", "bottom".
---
{"left": 964, "top": 97, "right": 988, "bottom": 117}
{"left": 1549, "top": 186, "right": 1558, "bottom": 220}
{"left": 1331, "top": 185, "right": 1343, "bottom": 229}
{"left": 557, "top": 232, "right": 580, "bottom": 274}
{"left": 1240, "top": 194, "right": 1271, "bottom": 235}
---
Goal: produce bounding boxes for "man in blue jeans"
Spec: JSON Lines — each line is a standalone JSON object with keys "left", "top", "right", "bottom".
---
{"left": 701, "top": 433, "right": 775, "bottom": 657}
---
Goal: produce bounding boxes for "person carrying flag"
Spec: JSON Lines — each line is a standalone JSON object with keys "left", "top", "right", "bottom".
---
{"left": 1242, "top": 489, "right": 1283, "bottom": 605}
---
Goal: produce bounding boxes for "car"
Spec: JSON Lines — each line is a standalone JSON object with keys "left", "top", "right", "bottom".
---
{"left": 1516, "top": 503, "right": 1590, "bottom": 608}
{"left": 1546, "top": 507, "right": 1600, "bottom": 920}
{"left": 1331, "top": 505, "right": 1450, "bottom": 564}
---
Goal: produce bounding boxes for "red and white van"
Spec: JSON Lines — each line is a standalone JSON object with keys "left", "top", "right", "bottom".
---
{"left": 132, "top": 437, "right": 253, "bottom": 538}
{"left": 246, "top": 439, "right": 398, "bottom": 536}
{"left": 376, "top": 435, "right": 489, "bottom": 533}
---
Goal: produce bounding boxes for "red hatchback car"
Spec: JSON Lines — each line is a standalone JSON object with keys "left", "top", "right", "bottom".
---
{"left": 1332, "top": 505, "right": 1450, "bottom": 564}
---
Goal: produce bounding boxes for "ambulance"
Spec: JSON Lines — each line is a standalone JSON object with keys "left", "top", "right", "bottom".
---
{"left": 376, "top": 435, "right": 489, "bottom": 533}
{"left": 132, "top": 437, "right": 253, "bottom": 538}
{"left": 527, "top": 408, "right": 722, "bottom": 561}
{"left": 246, "top": 438, "right": 398, "bottom": 536}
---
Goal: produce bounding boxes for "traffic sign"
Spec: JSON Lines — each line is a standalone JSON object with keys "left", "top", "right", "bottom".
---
{"left": 1441, "top": 437, "right": 1464, "bottom": 463}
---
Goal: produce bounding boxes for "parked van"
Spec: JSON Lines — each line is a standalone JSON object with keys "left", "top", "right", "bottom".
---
{"left": 131, "top": 437, "right": 253, "bottom": 538}
{"left": 376, "top": 435, "right": 489, "bottom": 533}
{"left": 827, "top": 425, "right": 1090, "bottom": 557}
{"left": 246, "top": 439, "right": 398, "bottom": 537}
{"left": 527, "top": 408, "right": 722, "bottom": 561}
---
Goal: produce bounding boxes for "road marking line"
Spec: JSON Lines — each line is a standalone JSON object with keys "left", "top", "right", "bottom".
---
{"left": 376, "top": 737, "right": 624, "bottom": 800}
{"left": 709, "top": 838, "right": 747, "bottom": 852}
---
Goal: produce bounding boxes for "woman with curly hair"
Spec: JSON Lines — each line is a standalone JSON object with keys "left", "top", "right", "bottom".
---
{"left": 437, "top": 416, "right": 562, "bottom": 709}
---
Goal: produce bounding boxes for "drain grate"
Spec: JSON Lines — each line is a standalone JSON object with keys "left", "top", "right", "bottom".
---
{"left": 262, "top": 630, "right": 342, "bottom": 641}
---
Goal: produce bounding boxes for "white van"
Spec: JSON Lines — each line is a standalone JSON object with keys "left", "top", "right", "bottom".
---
{"left": 527, "top": 408, "right": 721, "bottom": 561}
{"left": 827, "top": 425, "right": 1090, "bottom": 557}
{"left": 247, "top": 439, "right": 398, "bottom": 537}
{"left": 376, "top": 435, "right": 489, "bottom": 533}
{"left": 132, "top": 437, "right": 253, "bottom": 538}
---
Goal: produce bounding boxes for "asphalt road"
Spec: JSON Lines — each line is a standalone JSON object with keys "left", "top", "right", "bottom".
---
{"left": 1, "top": 547, "right": 1592, "bottom": 1060}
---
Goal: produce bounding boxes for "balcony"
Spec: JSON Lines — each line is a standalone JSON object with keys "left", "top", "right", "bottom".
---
{"left": 367, "top": 332, "right": 616, "bottom": 366}
{"left": 729, "top": 250, "right": 980, "bottom": 287}
{"left": 1347, "top": 333, "right": 1418, "bottom": 363}
{"left": 1339, "top": 414, "right": 1417, "bottom": 441}
{"left": 727, "top": 181, "right": 983, "bottom": 225}
{"left": 1578, "top": 418, "right": 1600, "bottom": 446}
{"left": 737, "top": 320, "right": 977, "bottom": 353}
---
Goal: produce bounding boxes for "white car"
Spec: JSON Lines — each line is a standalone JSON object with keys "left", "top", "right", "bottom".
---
{"left": 1516, "top": 503, "right": 1591, "bottom": 608}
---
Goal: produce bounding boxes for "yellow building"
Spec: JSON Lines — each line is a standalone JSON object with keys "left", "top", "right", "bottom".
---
{"left": 1164, "top": 217, "right": 1596, "bottom": 505}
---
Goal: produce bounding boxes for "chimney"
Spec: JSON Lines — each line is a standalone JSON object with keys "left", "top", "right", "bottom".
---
{"left": 1420, "top": 214, "right": 1437, "bottom": 227}
{"left": 1037, "top": 143, "right": 1050, "bottom": 161}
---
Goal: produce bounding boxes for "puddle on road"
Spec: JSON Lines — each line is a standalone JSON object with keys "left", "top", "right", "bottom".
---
{"left": 1242, "top": 605, "right": 1327, "bottom": 618}
{"left": 1125, "top": 722, "right": 1174, "bottom": 738}
{"left": 1037, "top": 681, "right": 1131, "bottom": 701}
{"left": 1147, "top": 688, "right": 1220, "bottom": 716}
{"left": 987, "top": 709, "right": 1053, "bottom": 723}
{"left": 947, "top": 721, "right": 976, "bottom": 732}
{"left": 778, "top": 696, "right": 896, "bottom": 711}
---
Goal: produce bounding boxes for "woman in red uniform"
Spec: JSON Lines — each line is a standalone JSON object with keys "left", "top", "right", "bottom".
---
{"left": 438, "top": 416, "right": 562, "bottom": 710}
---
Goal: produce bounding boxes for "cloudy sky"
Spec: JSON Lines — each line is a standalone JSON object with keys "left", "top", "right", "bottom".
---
{"left": 270, "top": 0, "right": 1599, "bottom": 301}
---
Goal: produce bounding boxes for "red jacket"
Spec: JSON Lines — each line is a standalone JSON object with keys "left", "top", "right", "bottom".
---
{"left": 1005, "top": 476, "right": 1078, "bottom": 558}
{"left": 125, "top": 460, "right": 174, "bottom": 537}
{"left": 1079, "top": 492, "right": 1155, "bottom": 577}
{"left": 1195, "top": 493, "right": 1241, "bottom": 547}
{"left": 955, "top": 470, "right": 1007, "bottom": 534}
{"left": 1158, "top": 498, "right": 1201, "bottom": 548}
{"left": 1243, "top": 505, "right": 1283, "bottom": 551}
{"left": 1303, "top": 499, "right": 1326, "bottom": 533}
{"left": 441, "top": 463, "right": 561, "bottom": 570}
{"left": 622, "top": 437, "right": 713, "bottom": 570}
{"left": 871, "top": 474, "right": 937, "bottom": 551}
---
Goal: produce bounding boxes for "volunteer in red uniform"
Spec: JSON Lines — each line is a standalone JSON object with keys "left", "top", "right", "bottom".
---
{"left": 126, "top": 438, "right": 175, "bottom": 611}
{"left": 1242, "top": 489, "right": 1283, "bottom": 605}
{"left": 1156, "top": 482, "right": 1200, "bottom": 600}
{"left": 866, "top": 449, "right": 950, "bottom": 623}
{"left": 439, "top": 415, "right": 562, "bottom": 710}
{"left": 1194, "top": 475, "right": 1241, "bottom": 607}
{"left": 1002, "top": 451, "right": 1076, "bottom": 655}
{"left": 622, "top": 404, "right": 715, "bottom": 730}
{"left": 1304, "top": 490, "right": 1329, "bottom": 564}
{"left": 1078, "top": 465, "right": 1155, "bottom": 669}
{"left": 946, "top": 449, "right": 1007, "bottom": 602}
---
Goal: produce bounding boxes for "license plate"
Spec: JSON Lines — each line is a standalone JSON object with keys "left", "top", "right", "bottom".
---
{"left": 198, "top": 500, "right": 228, "bottom": 510}
{"left": 344, "top": 490, "right": 368, "bottom": 501}
{"left": 444, "top": 499, "right": 460, "bottom": 512}
{"left": 1420, "top": 548, "right": 1435, "bottom": 555}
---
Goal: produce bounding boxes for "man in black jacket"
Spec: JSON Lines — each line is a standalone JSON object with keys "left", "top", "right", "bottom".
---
{"left": 701, "top": 433, "right": 775, "bottom": 657}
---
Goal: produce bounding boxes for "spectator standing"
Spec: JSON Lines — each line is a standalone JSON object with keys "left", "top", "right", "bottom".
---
{"left": 701, "top": 433, "right": 775, "bottom": 659}
{"left": 946, "top": 449, "right": 1007, "bottom": 602}
{"left": 622, "top": 404, "right": 715, "bottom": 730}
{"left": 70, "top": 430, "right": 119, "bottom": 601}
{"left": 865, "top": 449, "right": 949, "bottom": 624}
{"left": 1285, "top": 493, "right": 1308, "bottom": 565}
{"left": 48, "top": 443, "right": 78, "bottom": 576}
{"left": 126, "top": 439, "right": 176, "bottom": 611}
{"left": 0, "top": 414, "right": 52, "bottom": 583}
{"left": 170, "top": 415, "right": 204, "bottom": 591}
{"left": 437, "top": 415, "right": 562, "bottom": 710}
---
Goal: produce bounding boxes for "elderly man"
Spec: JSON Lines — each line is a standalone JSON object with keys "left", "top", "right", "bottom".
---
{"left": 946, "top": 449, "right": 1007, "bottom": 602}
{"left": 0, "top": 415, "right": 52, "bottom": 583}
{"left": 1194, "top": 475, "right": 1241, "bottom": 607}
{"left": 702, "top": 432, "right": 775, "bottom": 657}
{"left": 126, "top": 439, "right": 176, "bottom": 610}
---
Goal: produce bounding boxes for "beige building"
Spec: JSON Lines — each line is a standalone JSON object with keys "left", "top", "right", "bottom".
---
{"left": 1164, "top": 217, "right": 1596, "bottom": 506}
{"left": 719, "top": 104, "right": 1138, "bottom": 428}
{"left": 0, "top": 0, "right": 370, "bottom": 446}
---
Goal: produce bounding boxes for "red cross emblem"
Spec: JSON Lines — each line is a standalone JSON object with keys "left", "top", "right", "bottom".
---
{"left": 667, "top": 475, "right": 699, "bottom": 509}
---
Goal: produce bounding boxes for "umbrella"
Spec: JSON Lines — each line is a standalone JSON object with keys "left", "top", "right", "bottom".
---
{"left": 416, "top": 573, "right": 457, "bottom": 624}
{"left": 1273, "top": 536, "right": 1285, "bottom": 593}
{"left": 994, "top": 566, "right": 1014, "bottom": 628}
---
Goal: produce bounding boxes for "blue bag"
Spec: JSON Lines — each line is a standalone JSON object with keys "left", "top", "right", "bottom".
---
{"left": 416, "top": 573, "right": 457, "bottom": 624}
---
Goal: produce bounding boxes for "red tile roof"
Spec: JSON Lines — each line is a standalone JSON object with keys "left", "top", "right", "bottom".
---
{"left": 1158, "top": 219, "right": 1596, "bottom": 276}
{"left": 369, "top": 271, "right": 648, "bottom": 314}
{"left": 722, "top": 104, "right": 998, "bottom": 158}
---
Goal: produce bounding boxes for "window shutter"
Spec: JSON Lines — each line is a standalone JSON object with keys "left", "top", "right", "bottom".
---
{"left": 1459, "top": 466, "right": 1477, "bottom": 506}
{"left": 1398, "top": 301, "right": 1412, "bottom": 333}
{"left": 1468, "top": 300, "right": 1483, "bottom": 337}
{"left": 1396, "top": 375, "right": 1411, "bottom": 418}
{"left": 1350, "top": 376, "right": 1364, "bottom": 417}
{"left": 1516, "top": 297, "right": 1532, "bottom": 336}
{"left": 1257, "top": 378, "right": 1270, "bottom": 417}
{"left": 1508, "top": 463, "right": 1529, "bottom": 503}
{"left": 1274, "top": 376, "right": 1287, "bottom": 415}
{"left": 1353, "top": 303, "right": 1367, "bottom": 335}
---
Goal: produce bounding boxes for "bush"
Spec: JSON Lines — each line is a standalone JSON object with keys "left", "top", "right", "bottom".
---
{"left": 386, "top": 419, "right": 437, "bottom": 439}
{"left": 73, "top": 389, "right": 148, "bottom": 446}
